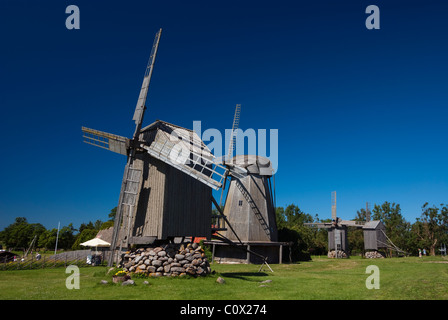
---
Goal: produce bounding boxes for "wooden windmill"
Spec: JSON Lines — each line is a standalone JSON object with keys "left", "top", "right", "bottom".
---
{"left": 221, "top": 154, "right": 278, "bottom": 243}
{"left": 81, "top": 29, "right": 230, "bottom": 266}
{"left": 305, "top": 193, "right": 391, "bottom": 258}
{"left": 206, "top": 105, "right": 285, "bottom": 265}
{"left": 305, "top": 191, "right": 350, "bottom": 258}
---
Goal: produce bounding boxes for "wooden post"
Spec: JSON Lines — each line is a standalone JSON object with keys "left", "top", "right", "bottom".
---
{"left": 279, "top": 244, "right": 283, "bottom": 264}
{"left": 246, "top": 244, "right": 251, "bottom": 264}
{"left": 211, "top": 243, "right": 216, "bottom": 264}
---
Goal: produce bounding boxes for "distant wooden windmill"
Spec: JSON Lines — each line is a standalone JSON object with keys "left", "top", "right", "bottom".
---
{"left": 305, "top": 192, "right": 389, "bottom": 258}
{"left": 304, "top": 191, "right": 350, "bottom": 258}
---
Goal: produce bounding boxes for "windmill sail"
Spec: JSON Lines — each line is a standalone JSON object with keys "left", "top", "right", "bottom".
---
{"left": 132, "top": 28, "right": 162, "bottom": 132}
{"left": 226, "top": 104, "right": 241, "bottom": 163}
{"left": 142, "top": 127, "right": 227, "bottom": 190}
{"left": 82, "top": 127, "right": 129, "bottom": 156}
{"left": 331, "top": 191, "right": 337, "bottom": 221}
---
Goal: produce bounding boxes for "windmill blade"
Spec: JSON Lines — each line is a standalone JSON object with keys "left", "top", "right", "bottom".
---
{"left": 366, "top": 202, "right": 371, "bottom": 222}
{"left": 142, "top": 129, "right": 227, "bottom": 190}
{"left": 132, "top": 28, "right": 162, "bottom": 134}
{"left": 331, "top": 191, "right": 337, "bottom": 221}
{"left": 82, "top": 127, "right": 129, "bottom": 156}
{"left": 226, "top": 104, "right": 241, "bottom": 162}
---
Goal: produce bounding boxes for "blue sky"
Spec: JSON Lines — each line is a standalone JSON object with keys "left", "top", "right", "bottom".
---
{"left": 0, "top": 0, "right": 447, "bottom": 230}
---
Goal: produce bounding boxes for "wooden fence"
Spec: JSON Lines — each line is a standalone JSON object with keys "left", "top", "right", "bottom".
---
{"left": 1, "top": 250, "right": 107, "bottom": 271}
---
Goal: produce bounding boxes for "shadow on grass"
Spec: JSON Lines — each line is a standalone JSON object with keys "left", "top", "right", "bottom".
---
{"left": 219, "top": 272, "right": 269, "bottom": 281}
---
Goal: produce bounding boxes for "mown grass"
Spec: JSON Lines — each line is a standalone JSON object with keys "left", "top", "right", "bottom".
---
{"left": 0, "top": 256, "right": 446, "bottom": 300}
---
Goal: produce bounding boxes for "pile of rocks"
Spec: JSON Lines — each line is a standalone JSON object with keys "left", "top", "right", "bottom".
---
{"left": 365, "top": 251, "right": 384, "bottom": 259}
{"left": 120, "top": 242, "right": 211, "bottom": 277}
{"left": 327, "top": 250, "right": 348, "bottom": 258}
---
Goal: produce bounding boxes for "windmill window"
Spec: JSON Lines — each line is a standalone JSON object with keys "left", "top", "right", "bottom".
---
{"left": 238, "top": 200, "right": 243, "bottom": 206}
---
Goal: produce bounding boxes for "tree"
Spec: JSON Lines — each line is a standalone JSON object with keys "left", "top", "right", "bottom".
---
{"left": 275, "top": 204, "right": 319, "bottom": 260}
{"left": 349, "top": 208, "right": 370, "bottom": 255}
{"left": 38, "top": 229, "right": 57, "bottom": 251}
{"left": 275, "top": 206, "right": 286, "bottom": 229}
{"left": 108, "top": 207, "right": 117, "bottom": 221}
{"left": 0, "top": 217, "right": 46, "bottom": 250}
{"left": 79, "top": 222, "right": 94, "bottom": 234}
{"left": 38, "top": 223, "right": 76, "bottom": 251}
{"left": 57, "top": 224, "right": 76, "bottom": 250}
{"left": 413, "top": 203, "right": 448, "bottom": 256}
{"left": 72, "top": 219, "right": 107, "bottom": 250}
{"left": 282, "top": 204, "right": 314, "bottom": 226}
{"left": 354, "top": 208, "right": 368, "bottom": 222}
{"left": 71, "top": 229, "right": 98, "bottom": 250}
{"left": 372, "top": 201, "right": 410, "bottom": 255}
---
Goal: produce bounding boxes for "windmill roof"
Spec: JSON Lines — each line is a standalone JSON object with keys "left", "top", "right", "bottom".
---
{"left": 141, "top": 119, "right": 193, "bottom": 133}
{"left": 362, "top": 220, "right": 384, "bottom": 230}
{"left": 227, "top": 155, "right": 274, "bottom": 176}
{"left": 95, "top": 227, "right": 124, "bottom": 248}
{"left": 140, "top": 119, "right": 212, "bottom": 154}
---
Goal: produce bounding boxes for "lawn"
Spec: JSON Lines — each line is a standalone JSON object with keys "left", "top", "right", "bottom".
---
{"left": 0, "top": 256, "right": 447, "bottom": 300}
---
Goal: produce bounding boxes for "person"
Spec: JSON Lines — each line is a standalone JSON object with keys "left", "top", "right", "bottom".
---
{"left": 423, "top": 248, "right": 426, "bottom": 256}
{"left": 418, "top": 248, "right": 422, "bottom": 258}
{"left": 35, "top": 252, "right": 41, "bottom": 260}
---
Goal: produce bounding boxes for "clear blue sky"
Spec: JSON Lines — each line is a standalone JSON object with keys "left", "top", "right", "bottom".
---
{"left": 1, "top": 0, "right": 447, "bottom": 231}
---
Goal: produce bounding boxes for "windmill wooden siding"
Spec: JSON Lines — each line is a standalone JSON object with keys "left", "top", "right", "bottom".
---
{"left": 363, "top": 221, "right": 387, "bottom": 250}
{"left": 327, "top": 226, "right": 348, "bottom": 251}
{"left": 120, "top": 121, "right": 212, "bottom": 244}
{"left": 223, "top": 173, "right": 277, "bottom": 242}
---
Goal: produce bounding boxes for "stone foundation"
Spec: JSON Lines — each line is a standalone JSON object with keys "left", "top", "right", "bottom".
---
{"left": 327, "top": 250, "right": 348, "bottom": 258}
{"left": 120, "top": 242, "right": 211, "bottom": 277}
{"left": 365, "top": 250, "right": 385, "bottom": 259}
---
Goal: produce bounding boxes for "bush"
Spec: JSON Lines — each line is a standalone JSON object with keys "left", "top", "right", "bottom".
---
{"left": 278, "top": 227, "right": 311, "bottom": 262}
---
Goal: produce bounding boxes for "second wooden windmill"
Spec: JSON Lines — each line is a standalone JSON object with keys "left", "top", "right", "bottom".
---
{"left": 205, "top": 105, "right": 288, "bottom": 265}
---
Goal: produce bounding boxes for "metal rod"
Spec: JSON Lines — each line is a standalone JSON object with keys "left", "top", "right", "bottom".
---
{"left": 54, "top": 222, "right": 60, "bottom": 256}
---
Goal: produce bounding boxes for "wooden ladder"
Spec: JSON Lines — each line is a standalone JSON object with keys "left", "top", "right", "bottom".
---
{"left": 108, "top": 164, "right": 142, "bottom": 266}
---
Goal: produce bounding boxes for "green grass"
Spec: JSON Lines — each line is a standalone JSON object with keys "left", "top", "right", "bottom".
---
{"left": 0, "top": 256, "right": 447, "bottom": 300}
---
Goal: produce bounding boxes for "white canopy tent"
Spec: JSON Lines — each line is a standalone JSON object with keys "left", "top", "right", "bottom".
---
{"left": 80, "top": 238, "right": 111, "bottom": 248}
{"left": 80, "top": 238, "right": 111, "bottom": 265}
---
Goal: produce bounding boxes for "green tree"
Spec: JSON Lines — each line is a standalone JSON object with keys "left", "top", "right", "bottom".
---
{"left": 38, "top": 229, "right": 57, "bottom": 250}
{"left": 57, "top": 223, "right": 76, "bottom": 249}
{"left": 38, "top": 223, "right": 76, "bottom": 251}
{"left": 71, "top": 229, "right": 98, "bottom": 250}
{"left": 413, "top": 203, "right": 448, "bottom": 256}
{"left": 372, "top": 201, "right": 411, "bottom": 255}
{"left": 100, "top": 220, "right": 114, "bottom": 230}
{"left": 0, "top": 217, "right": 46, "bottom": 250}
{"left": 72, "top": 219, "right": 106, "bottom": 250}
{"left": 79, "top": 221, "right": 95, "bottom": 233}
{"left": 275, "top": 204, "right": 318, "bottom": 260}
{"left": 347, "top": 226, "right": 364, "bottom": 255}
{"left": 108, "top": 207, "right": 117, "bottom": 221}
